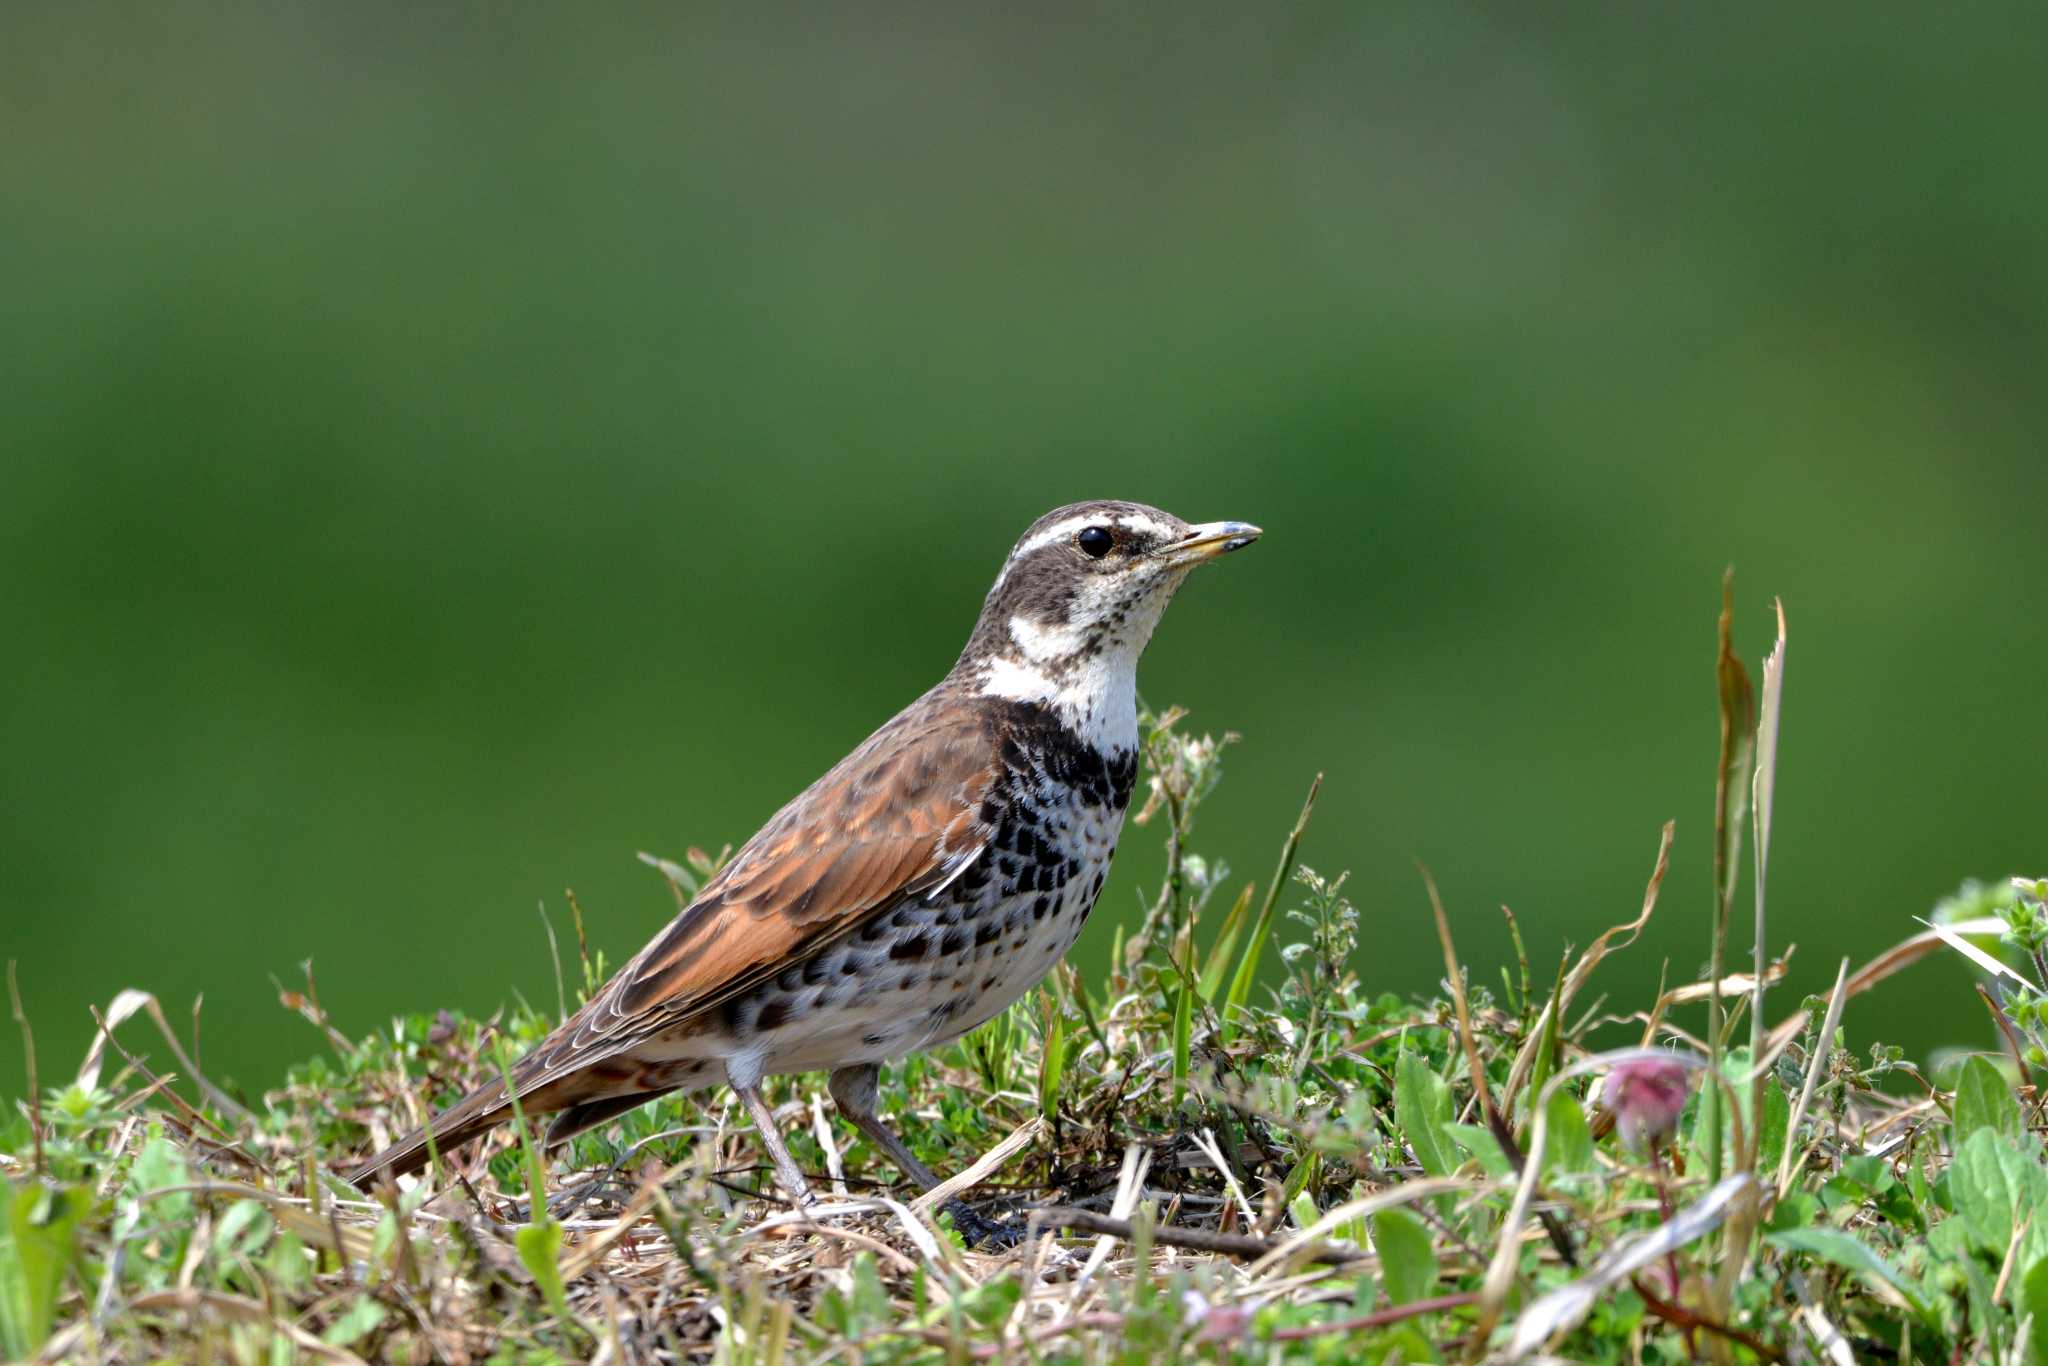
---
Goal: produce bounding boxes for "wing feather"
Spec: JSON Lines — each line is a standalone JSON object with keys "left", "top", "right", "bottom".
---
{"left": 507, "top": 695, "right": 998, "bottom": 1094}
{"left": 347, "top": 691, "right": 1005, "bottom": 1188}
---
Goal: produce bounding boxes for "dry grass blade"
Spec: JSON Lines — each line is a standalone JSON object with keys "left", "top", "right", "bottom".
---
{"left": 1501, "top": 822, "right": 1674, "bottom": 1120}
{"left": 1067, "top": 1143, "right": 1150, "bottom": 1304}
{"left": 1707, "top": 569, "right": 1757, "bottom": 1184}
{"left": 1038, "top": 1208, "right": 1366, "bottom": 1265}
{"left": 78, "top": 988, "right": 257, "bottom": 1126}
{"left": 1245, "top": 1176, "right": 1483, "bottom": 1279}
{"left": 1843, "top": 915, "right": 2011, "bottom": 997}
{"left": 558, "top": 1164, "right": 688, "bottom": 1282}
{"left": 1421, "top": 862, "right": 1498, "bottom": 1130}
{"left": 1656, "top": 962, "right": 1790, "bottom": 1008}
{"left": 1797, "top": 1300, "right": 1858, "bottom": 1366}
{"left": 1915, "top": 916, "right": 2042, "bottom": 994}
{"left": 1750, "top": 599, "right": 1787, "bottom": 1078}
{"left": 124, "top": 1289, "right": 370, "bottom": 1363}
{"left": 1777, "top": 958, "right": 1849, "bottom": 1198}
{"left": 878, "top": 1196, "right": 969, "bottom": 1280}
{"left": 910, "top": 1115, "right": 1045, "bottom": 1214}
{"left": 1189, "top": 1127, "right": 1257, "bottom": 1230}
{"left": 128, "top": 1180, "right": 379, "bottom": 1261}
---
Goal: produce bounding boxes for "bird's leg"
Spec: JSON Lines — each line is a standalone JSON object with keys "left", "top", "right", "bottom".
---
{"left": 735, "top": 1084, "right": 816, "bottom": 1208}
{"left": 828, "top": 1064, "right": 1031, "bottom": 1250}
{"left": 828, "top": 1063, "right": 942, "bottom": 1191}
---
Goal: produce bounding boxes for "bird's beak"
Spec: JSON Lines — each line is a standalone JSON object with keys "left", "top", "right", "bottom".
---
{"left": 1162, "top": 520, "right": 1262, "bottom": 567}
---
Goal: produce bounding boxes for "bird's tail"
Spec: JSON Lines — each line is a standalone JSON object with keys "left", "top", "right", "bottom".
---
{"left": 347, "top": 1075, "right": 516, "bottom": 1189}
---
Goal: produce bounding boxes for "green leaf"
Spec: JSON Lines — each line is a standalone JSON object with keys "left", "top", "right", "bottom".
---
{"left": 2019, "top": 1255, "right": 2048, "bottom": 1363}
{"left": 849, "top": 1251, "right": 890, "bottom": 1328}
{"left": 1396, "top": 1049, "right": 1456, "bottom": 1178}
{"left": 1037, "top": 994, "right": 1066, "bottom": 1124}
{"left": 954, "top": 1275, "right": 1023, "bottom": 1329}
{"left": 1220, "top": 776, "right": 1319, "bottom": 1043}
{"left": 214, "top": 1198, "right": 273, "bottom": 1258}
{"left": 1766, "top": 1227, "right": 1927, "bottom": 1317}
{"left": 0, "top": 1180, "right": 84, "bottom": 1359}
{"left": 321, "top": 1295, "right": 388, "bottom": 1348}
{"left": 266, "top": 1232, "right": 311, "bottom": 1293}
{"left": 1754, "top": 1076, "right": 1791, "bottom": 1175}
{"left": 1281, "top": 1151, "right": 1321, "bottom": 1210}
{"left": 1372, "top": 1207, "right": 1436, "bottom": 1306}
{"left": 516, "top": 1219, "right": 573, "bottom": 1325}
{"left": 128, "top": 1131, "right": 192, "bottom": 1217}
{"left": 1955, "top": 1054, "right": 2022, "bottom": 1140}
{"left": 1543, "top": 1089, "right": 1596, "bottom": 1177}
{"left": 1766, "top": 1191, "right": 1820, "bottom": 1233}
{"left": 1289, "top": 1191, "right": 1319, "bottom": 1233}
{"left": 1197, "top": 883, "right": 1256, "bottom": 1003}
{"left": 1445, "top": 1123, "right": 1513, "bottom": 1178}
{"left": 1950, "top": 1128, "right": 2048, "bottom": 1261}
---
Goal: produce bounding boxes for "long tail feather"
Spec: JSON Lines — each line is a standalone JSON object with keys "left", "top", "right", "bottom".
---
{"left": 347, "top": 1076, "right": 514, "bottom": 1187}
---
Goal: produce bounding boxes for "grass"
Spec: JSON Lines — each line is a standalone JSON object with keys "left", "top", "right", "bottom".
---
{"left": 4, "top": 587, "right": 2047, "bottom": 1363}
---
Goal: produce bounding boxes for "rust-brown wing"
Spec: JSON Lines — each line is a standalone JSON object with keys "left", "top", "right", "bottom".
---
{"left": 506, "top": 694, "right": 999, "bottom": 1095}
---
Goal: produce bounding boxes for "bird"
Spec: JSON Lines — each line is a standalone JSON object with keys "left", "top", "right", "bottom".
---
{"left": 348, "top": 500, "right": 1261, "bottom": 1205}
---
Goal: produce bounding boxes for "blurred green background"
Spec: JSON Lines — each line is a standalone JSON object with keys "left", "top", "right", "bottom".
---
{"left": 4, "top": 4, "right": 2043, "bottom": 1102}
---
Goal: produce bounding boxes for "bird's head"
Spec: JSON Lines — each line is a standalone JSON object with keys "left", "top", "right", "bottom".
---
{"left": 957, "top": 500, "right": 1260, "bottom": 743}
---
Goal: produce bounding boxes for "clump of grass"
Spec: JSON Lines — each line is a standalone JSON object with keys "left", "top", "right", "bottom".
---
{"left": 4, "top": 584, "right": 2045, "bottom": 1362}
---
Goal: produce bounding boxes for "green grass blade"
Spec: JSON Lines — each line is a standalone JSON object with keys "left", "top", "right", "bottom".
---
{"left": 1395, "top": 1048, "right": 1456, "bottom": 1178}
{"left": 0, "top": 1179, "right": 82, "bottom": 1358}
{"left": 1196, "top": 882, "right": 1256, "bottom": 1003}
{"left": 1170, "top": 979, "right": 1193, "bottom": 1109}
{"left": 1037, "top": 992, "right": 1067, "bottom": 1124}
{"left": 1221, "top": 774, "right": 1321, "bottom": 1043}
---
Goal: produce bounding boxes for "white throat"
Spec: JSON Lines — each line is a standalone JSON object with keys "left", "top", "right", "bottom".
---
{"left": 977, "top": 652, "right": 1138, "bottom": 753}
{"left": 972, "top": 573, "right": 1183, "bottom": 752}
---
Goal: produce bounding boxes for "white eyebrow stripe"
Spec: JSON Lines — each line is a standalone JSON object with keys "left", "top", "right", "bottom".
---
{"left": 986, "top": 510, "right": 1181, "bottom": 595}
{"left": 1012, "top": 514, "right": 1100, "bottom": 560}
{"left": 986, "top": 514, "right": 1095, "bottom": 595}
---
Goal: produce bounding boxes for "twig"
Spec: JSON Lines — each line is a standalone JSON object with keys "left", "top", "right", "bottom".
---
{"left": 1035, "top": 1206, "right": 1364, "bottom": 1266}
{"left": 1266, "top": 1291, "right": 1482, "bottom": 1340}
{"left": 1631, "top": 1274, "right": 1786, "bottom": 1362}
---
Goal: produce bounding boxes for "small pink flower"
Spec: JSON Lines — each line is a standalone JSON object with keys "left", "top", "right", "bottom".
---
{"left": 1182, "top": 1291, "right": 1253, "bottom": 1341}
{"left": 1605, "top": 1056, "right": 1693, "bottom": 1150}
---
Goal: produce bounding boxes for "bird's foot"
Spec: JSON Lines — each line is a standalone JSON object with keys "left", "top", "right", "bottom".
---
{"left": 939, "top": 1197, "right": 1045, "bottom": 1251}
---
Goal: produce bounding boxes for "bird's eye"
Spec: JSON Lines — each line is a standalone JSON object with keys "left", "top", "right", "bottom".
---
{"left": 1076, "top": 526, "right": 1114, "bottom": 559}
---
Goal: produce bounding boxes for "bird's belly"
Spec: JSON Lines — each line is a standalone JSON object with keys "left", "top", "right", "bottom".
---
{"left": 724, "top": 806, "right": 1122, "bottom": 1077}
